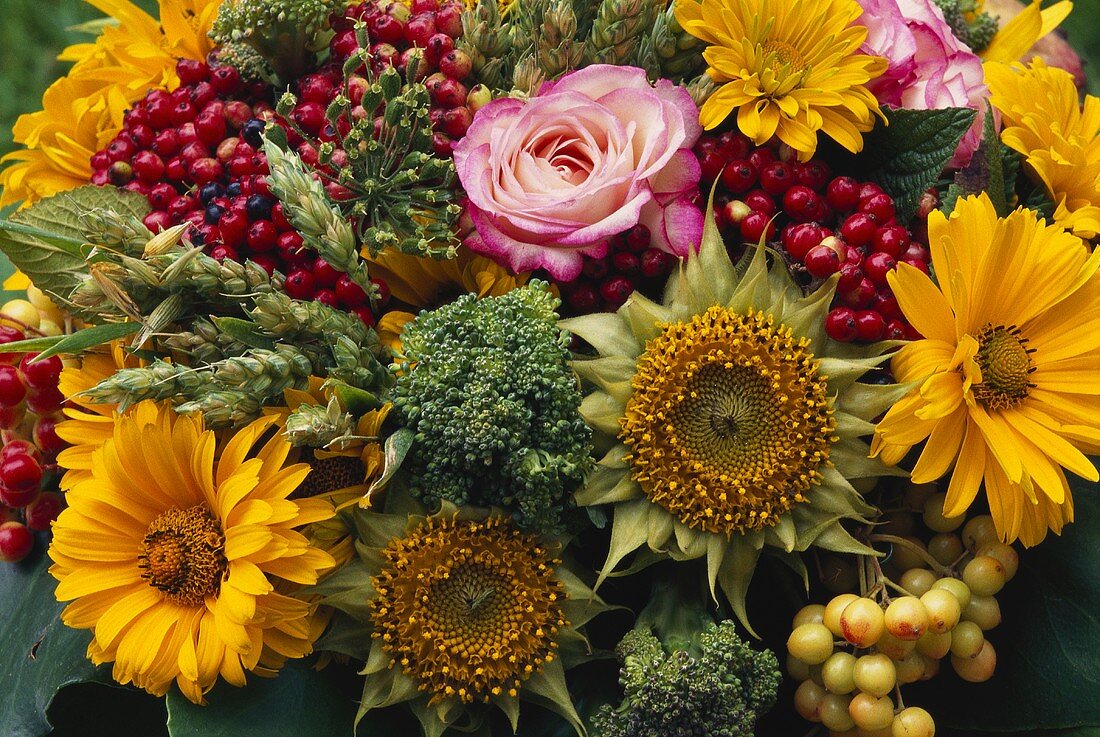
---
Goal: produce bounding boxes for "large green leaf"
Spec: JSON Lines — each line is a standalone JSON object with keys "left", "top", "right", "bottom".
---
{"left": 165, "top": 663, "right": 358, "bottom": 737}
{"left": 0, "top": 548, "right": 107, "bottom": 737}
{"left": 932, "top": 471, "right": 1100, "bottom": 732}
{"left": 0, "top": 185, "right": 148, "bottom": 300}
{"left": 857, "top": 107, "right": 977, "bottom": 223}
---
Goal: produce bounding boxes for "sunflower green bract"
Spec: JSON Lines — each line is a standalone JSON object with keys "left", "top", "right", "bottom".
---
{"left": 393, "top": 282, "right": 592, "bottom": 532}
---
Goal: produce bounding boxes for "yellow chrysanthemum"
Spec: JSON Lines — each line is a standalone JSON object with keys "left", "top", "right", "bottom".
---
{"left": 986, "top": 58, "right": 1100, "bottom": 239}
{"left": 49, "top": 402, "right": 336, "bottom": 703}
{"left": 0, "top": 0, "right": 220, "bottom": 207}
{"left": 367, "top": 246, "right": 527, "bottom": 349}
{"left": 981, "top": 0, "right": 1072, "bottom": 64}
{"left": 55, "top": 340, "right": 142, "bottom": 490}
{"left": 564, "top": 215, "right": 905, "bottom": 628}
{"left": 673, "top": 0, "right": 887, "bottom": 159}
{"left": 872, "top": 194, "right": 1100, "bottom": 546}
{"left": 311, "top": 505, "right": 605, "bottom": 734}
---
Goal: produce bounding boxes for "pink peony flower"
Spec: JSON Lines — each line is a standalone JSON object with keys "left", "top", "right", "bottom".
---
{"left": 452, "top": 65, "right": 704, "bottom": 281}
{"left": 856, "top": 0, "right": 990, "bottom": 167}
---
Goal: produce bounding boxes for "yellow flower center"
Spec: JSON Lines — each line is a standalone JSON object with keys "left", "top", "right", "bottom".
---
{"left": 293, "top": 453, "right": 366, "bottom": 498}
{"left": 762, "top": 39, "right": 808, "bottom": 74}
{"left": 620, "top": 306, "right": 836, "bottom": 536}
{"left": 370, "top": 516, "right": 566, "bottom": 704}
{"left": 138, "top": 505, "right": 227, "bottom": 606}
{"left": 972, "top": 324, "right": 1034, "bottom": 409}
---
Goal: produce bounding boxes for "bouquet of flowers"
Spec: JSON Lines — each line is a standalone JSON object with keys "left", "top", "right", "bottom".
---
{"left": 0, "top": 0, "right": 1096, "bottom": 735}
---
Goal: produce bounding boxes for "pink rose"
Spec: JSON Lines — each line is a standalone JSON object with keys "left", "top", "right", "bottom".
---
{"left": 453, "top": 65, "right": 703, "bottom": 281}
{"left": 856, "top": 0, "right": 990, "bottom": 167}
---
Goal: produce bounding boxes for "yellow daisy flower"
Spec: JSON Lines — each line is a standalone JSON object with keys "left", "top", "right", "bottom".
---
{"left": 986, "top": 57, "right": 1100, "bottom": 239}
{"left": 563, "top": 215, "right": 905, "bottom": 627}
{"left": 49, "top": 401, "right": 336, "bottom": 703}
{"left": 981, "top": 0, "right": 1073, "bottom": 64}
{"left": 367, "top": 246, "right": 527, "bottom": 349}
{"left": 673, "top": 0, "right": 887, "bottom": 159}
{"left": 0, "top": 0, "right": 219, "bottom": 207}
{"left": 872, "top": 194, "right": 1100, "bottom": 546}
{"left": 55, "top": 340, "right": 142, "bottom": 490}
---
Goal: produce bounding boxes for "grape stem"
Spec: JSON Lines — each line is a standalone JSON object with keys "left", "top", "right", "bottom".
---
{"left": 894, "top": 682, "right": 906, "bottom": 709}
{"left": 869, "top": 534, "right": 953, "bottom": 576}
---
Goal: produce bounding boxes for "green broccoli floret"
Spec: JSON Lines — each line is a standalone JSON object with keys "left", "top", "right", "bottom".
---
{"left": 393, "top": 282, "right": 592, "bottom": 532}
{"left": 211, "top": 41, "right": 277, "bottom": 84}
{"left": 593, "top": 622, "right": 781, "bottom": 737}
{"left": 931, "top": 0, "right": 999, "bottom": 52}
{"left": 211, "top": 0, "right": 343, "bottom": 82}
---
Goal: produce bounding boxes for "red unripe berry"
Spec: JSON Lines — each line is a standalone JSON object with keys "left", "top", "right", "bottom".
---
{"left": 759, "top": 161, "right": 794, "bottom": 196}
{"left": 0, "top": 366, "right": 26, "bottom": 407}
{"left": 284, "top": 270, "right": 317, "bottom": 300}
{"left": 825, "top": 307, "right": 859, "bottom": 342}
{"left": 600, "top": 276, "right": 635, "bottom": 308}
{"left": 825, "top": 176, "right": 860, "bottom": 212}
{"left": 740, "top": 211, "right": 776, "bottom": 243}
{"left": 722, "top": 200, "right": 751, "bottom": 227}
{"left": 19, "top": 353, "right": 62, "bottom": 390}
{"left": 855, "top": 310, "right": 887, "bottom": 341}
{"left": 0, "top": 521, "right": 33, "bottom": 563}
{"left": 336, "top": 275, "right": 369, "bottom": 308}
{"left": 0, "top": 454, "right": 41, "bottom": 495}
{"left": 312, "top": 258, "right": 341, "bottom": 289}
{"left": 720, "top": 160, "right": 758, "bottom": 193}
{"left": 864, "top": 252, "right": 897, "bottom": 287}
{"left": 839, "top": 212, "right": 878, "bottom": 247}
{"left": 26, "top": 492, "right": 64, "bottom": 532}
{"left": 33, "top": 414, "right": 66, "bottom": 457}
{"left": 804, "top": 245, "right": 841, "bottom": 279}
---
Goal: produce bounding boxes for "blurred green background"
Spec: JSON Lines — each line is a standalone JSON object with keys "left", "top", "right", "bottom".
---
{"left": 0, "top": 0, "right": 1098, "bottom": 160}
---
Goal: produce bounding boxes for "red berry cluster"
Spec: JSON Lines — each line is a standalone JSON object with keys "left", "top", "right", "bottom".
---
{"left": 696, "top": 132, "right": 933, "bottom": 343}
{"left": 0, "top": 325, "right": 67, "bottom": 564}
{"left": 554, "top": 225, "right": 680, "bottom": 315}
{"left": 329, "top": 0, "right": 478, "bottom": 157}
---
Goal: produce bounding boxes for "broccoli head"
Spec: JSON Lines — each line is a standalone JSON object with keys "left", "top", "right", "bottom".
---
{"left": 211, "top": 0, "right": 343, "bottom": 82}
{"left": 393, "top": 282, "right": 592, "bottom": 532}
{"left": 593, "top": 621, "right": 781, "bottom": 737}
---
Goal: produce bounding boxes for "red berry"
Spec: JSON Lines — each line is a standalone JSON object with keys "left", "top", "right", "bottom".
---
{"left": 640, "top": 248, "right": 673, "bottom": 278}
{"left": 436, "top": 2, "right": 465, "bottom": 36}
{"left": 611, "top": 251, "right": 641, "bottom": 275}
{"left": 717, "top": 131, "right": 753, "bottom": 160}
{"left": 624, "top": 224, "right": 651, "bottom": 253}
{"left": 247, "top": 220, "right": 278, "bottom": 252}
{"left": 441, "top": 107, "right": 473, "bottom": 138}
{"left": 195, "top": 113, "right": 228, "bottom": 146}
{"left": 33, "top": 415, "right": 66, "bottom": 457}
{"left": 600, "top": 276, "right": 634, "bottom": 308}
{"left": 210, "top": 244, "right": 239, "bottom": 262}
{"left": 859, "top": 182, "right": 884, "bottom": 201}
{"left": 188, "top": 157, "right": 224, "bottom": 185}
{"left": 782, "top": 185, "right": 821, "bottom": 223}
{"left": 872, "top": 292, "right": 903, "bottom": 320}
{"left": 210, "top": 65, "right": 242, "bottom": 94}
{"left": 855, "top": 310, "right": 886, "bottom": 341}
{"left": 176, "top": 59, "right": 209, "bottom": 85}
{"left": 0, "top": 405, "right": 24, "bottom": 430}
{"left": 144, "top": 210, "right": 174, "bottom": 233}
{"left": 825, "top": 176, "right": 860, "bottom": 212}
{"left": 885, "top": 319, "right": 909, "bottom": 340}
{"left": 170, "top": 101, "right": 197, "bottom": 126}
{"left": 26, "top": 492, "right": 64, "bottom": 532}
{"left": 284, "top": 270, "right": 317, "bottom": 300}
{"left": 697, "top": 150, "right": 725, "bottom": 183}
{"left": 148, "top": 182, "right": 177, "bottom": 210}
{"left": 1, "top": 441, "right": 39, "bottom": 462}
{"left": 781, "top": 223, "right": 824, "bottom": 261}
{"left": 565, "top": 282, "right": 599, "bottom": 313}
{"left": 792, "top": 160, "right": 831, "bottom": 190}
{"left": 747, "top": 147, "right": 775, "bottom": 171}
{"left": 249, "top": 253, "right": 280, "bottom": 274}
{"left": 312, "top": 258, "right": 340, "bottom": 288}
{"left": 19, "top": 353, "right": 62, "bottom": 390}
{"left": 372, "top": 278, "right": 392, "bottom": 308}
{"left": 839, "top": 212, "right": 878, "bottom": 247}
{"left": 0, "top": 454, "right": 41, "bottom": 495}
{"left": 873, "top": 225, "right": 909, "bottom": 258}
{"left": 0, "top": 366, "right": 26, "bottom": 407}
{"left": 902, "top": 257, "right": 930, "bottom": 274}
{"left": 759, "top": 161, "right": 794, "bottom": 196}
{"left": 740, "top": 211, "right": 776, "bottom": 243}
{"left": 720, "top": 160, "right": 757, "bottom": 193}
{"left": 404, "top": 12, "right": 438, "bottom": 46}
{"left": 864, "top": 252, "right": 897, "bottom": 287}
{"left": 838, "top": 263, "right": 863, "bottom": 293}
{"left": 352, "top": 307, "right": 376, "bottom": 326}
{"left": 804, "top": 245, "right": 841, "bottom": 279}
{"left": 743, "top": 190, "right": 776, "bottom": 216}
{"left": 26, "top": 386, "right": 64, "bottom": 414}
{"left": 0, "top": 522, "right": 33, "bottom": 563}
{"left": 336, "top": 275, "right": 369, "bottom": 308}
{"left": 315, "top": 289, "right": 338, "bottom": 308}
{"left": 582, "top": 256, "right": 610, "bottom": 280}
{"left": 861, "top": 193, "right": 896, "bottom": 222}
{"left": 825, "top": 307, "right": 859, "bottom": 342}
{"left": 841, "top": 278, "right": 877, "bottom": 309}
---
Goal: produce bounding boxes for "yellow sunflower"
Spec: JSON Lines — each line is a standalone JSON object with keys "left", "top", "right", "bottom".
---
{"left": 563, "top": 212, "right": 905, "bottom": 628}
{"left": 0, "top": 0, "right": 219, "bottom": 207}
{"left": 310, "top": 504, "right": 607, "bottom": 735}
{"left": 50, "top": 401, "right": 336, "bottom": 703}
{"left": 367, "top": 246, "right": 527, "bottom": 349}
{"left": 673, "top": 0, "right": 887, "bottom": 159}
{"left": 986, "top": 57, "right": 1100, "bottom": 239}
{"left": 55, "top": 339, "right": 142, "bottom": 490}
{"left": 872, "top": 194, "right": 1100, "bottom": 546}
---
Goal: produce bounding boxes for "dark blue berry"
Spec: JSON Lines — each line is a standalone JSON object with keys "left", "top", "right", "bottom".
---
{"left": 204, "top": 204, "right": 225, "bottom": 225}
{"left": 241, "top": 119, "right": 266, "bottom": 147}
{"left": 245, "top": 195, "right": 274, "bottom": 221}
{"left": 199, "top": 182, "right": 224, "bottom": 205}
{"left": 226, "top": 182, "right": 242, "bottom": 197}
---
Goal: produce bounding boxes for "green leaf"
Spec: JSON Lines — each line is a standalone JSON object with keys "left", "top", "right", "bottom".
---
{"left": 0, "top": 549, "right": 108, "bottom": 737}
{"left": 210, "top": 316, "right": 276, "bottom": 351}
{"left": 165, "top": 663, "right": 356, "bottom": 737}
{"left": 934, "top": 469, "right": 1100, "bottom": 732}
{"left": 333, "top": 382, "right": 385, "bottom": 414}
{"left": 941, "top": 106, "right": 1013, "bottom": 217}
{"left": 367, "top": 428, "right": 415, "bottom": 496}
{"left": 0, "top": 321, "right": 140, "bottom": 360}
{"left": 0, "top": 185, "right": 148, "bottom": 300}
{"left": 858, "top": 107, "right": 977, "bottom": 223}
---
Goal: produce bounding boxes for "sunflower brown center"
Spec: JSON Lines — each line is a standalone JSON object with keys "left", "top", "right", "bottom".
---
{"left": 138, "top": 505, "right": 227, "bottom": 606}
{"left": 370, "top": 516, "right": 566, "bottom": 705}
{"left": 620, "top": 306, "right": 836, "bottom": 536}
{"left": 293, "top": 454, "right": 367, "bottom": 498}
{"left": 973, "top": 324, "right": 1034, "bottom": 410}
